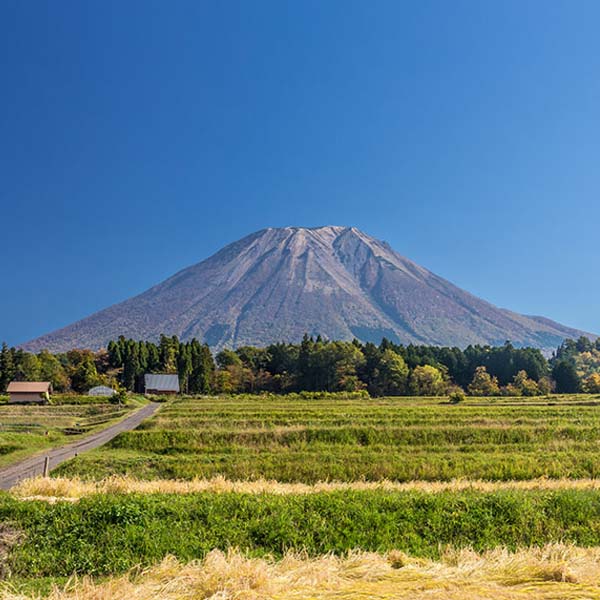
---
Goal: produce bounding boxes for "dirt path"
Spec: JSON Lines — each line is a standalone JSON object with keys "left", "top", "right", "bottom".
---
{"left": 0, "top": 402, "right": 160, "bottom": 491}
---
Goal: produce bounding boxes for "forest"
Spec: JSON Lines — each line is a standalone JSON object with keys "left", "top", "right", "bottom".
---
{"left": 1, "top": 335, "right": 598, "bottom": 397}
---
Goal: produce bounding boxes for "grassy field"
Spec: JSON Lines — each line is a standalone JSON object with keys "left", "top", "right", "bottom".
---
{"left": 0, "top": 396, "right": 144, "bottom": 469}
{"left": 4, "top": 392, "right": 600, "bottom": 599}
{"left": 54, "top": 394, "right": 600, "bottom": 482}
{"left": 5, "top": 488, "right": 600, "bottom": 576}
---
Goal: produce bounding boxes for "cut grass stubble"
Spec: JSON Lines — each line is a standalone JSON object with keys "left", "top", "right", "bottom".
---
{"left": 3, "top": 544, "right": 600, "bottom": 600}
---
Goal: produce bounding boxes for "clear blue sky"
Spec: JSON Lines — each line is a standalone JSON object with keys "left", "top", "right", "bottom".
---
{"left": 1, "top": 0, "right": 599, "bottom": 346}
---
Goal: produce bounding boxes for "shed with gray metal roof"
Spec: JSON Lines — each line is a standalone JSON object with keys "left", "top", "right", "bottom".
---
{"left": 144, "top": 374, "right": 180, "bottom": 394}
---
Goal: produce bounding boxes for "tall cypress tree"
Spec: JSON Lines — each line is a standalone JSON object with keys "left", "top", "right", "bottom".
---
{"left": 188, "top": 340, "right": 214, "bottom": 393}
{"left": 0, "top": 342, "right": 15, "bottom": 392}
{"left": 107, "top": 341, "right": 122, "bottom": 368}
{"left": 552, "top": 360, "right": 581, "bottom": 394}
{"left": 123, "top": 342, "right": 140, "bottom": 391}
{"left": 138, "top": 341, "right": 149, "bottom": 374}
{"left": 298, "top": 334, "right": 315, "bottom": 391}
{"left": 159, "top": 334, "right": 177, "bottom": 373}
{"left": 146, "top": 342, "right": 161, "bottom": 371}
{"left": 177, "top": 344, "right": 192, "bottom": 393}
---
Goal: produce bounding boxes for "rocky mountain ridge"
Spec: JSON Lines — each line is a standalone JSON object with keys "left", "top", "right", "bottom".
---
{"left": 22, "top": 226, "right": 593, "bottom": 352}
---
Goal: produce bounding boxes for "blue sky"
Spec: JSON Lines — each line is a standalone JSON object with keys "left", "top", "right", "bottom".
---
{"left": 1, "top": 0, "right": 599, "bottom": 346}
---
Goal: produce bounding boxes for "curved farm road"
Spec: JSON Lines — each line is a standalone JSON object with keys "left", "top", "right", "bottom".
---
{"left": 0, "top": 402, "right": 160, "bottom": 491}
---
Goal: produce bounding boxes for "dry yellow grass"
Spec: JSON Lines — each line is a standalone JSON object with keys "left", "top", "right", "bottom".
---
{"left": 12, "top": 475, "right": 600, "bottom": 501}
{"left": 3, "top": 544, "right": 600, "bottom": 599}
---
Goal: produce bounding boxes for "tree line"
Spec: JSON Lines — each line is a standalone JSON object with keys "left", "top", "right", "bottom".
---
{"left": 1, "top": 334, "right": 598, "bottom": 396}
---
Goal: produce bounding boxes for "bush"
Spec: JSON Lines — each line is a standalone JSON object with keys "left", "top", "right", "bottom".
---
{"left": 109, "top": 388, "right": 129, "bottom": 405}
{"left": 448, "top": 391, "right": 466, "bottom": 404}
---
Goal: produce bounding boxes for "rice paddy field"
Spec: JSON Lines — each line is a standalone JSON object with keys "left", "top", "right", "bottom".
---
{"left": 0, "top": 397, "right": 140, "bottom": 469}
{"left": 55, "top": 394, "right": 600, "bottom": 482}
{"left": 4, "top": 393, "right": 600, "bottom": 599}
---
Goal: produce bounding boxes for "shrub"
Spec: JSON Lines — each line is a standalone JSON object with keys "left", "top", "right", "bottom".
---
{"left": 448, "top": 391, "right": 466, "bottom": 404}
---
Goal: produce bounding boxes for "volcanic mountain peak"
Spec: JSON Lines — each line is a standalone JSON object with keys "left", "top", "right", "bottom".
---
{"left": 22, "top": 226, "right": 594, "bottom": 353}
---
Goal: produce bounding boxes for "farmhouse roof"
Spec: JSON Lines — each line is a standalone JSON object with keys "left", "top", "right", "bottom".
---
{"left": 144, "top": 373, "right": 180, "bottom": 392}
{"left": 7, "top": 381, "right": 52, "bottom": 393}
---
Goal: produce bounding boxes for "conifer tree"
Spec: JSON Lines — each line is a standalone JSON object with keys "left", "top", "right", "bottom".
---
{"left": 0, "top": 342, "right": 15, "bottom": 391}
{"left": 177, "top": 344, "right": 192, "bottom": 393}
{"left": 123, "top": 342, "right": 140, "bottom": 391}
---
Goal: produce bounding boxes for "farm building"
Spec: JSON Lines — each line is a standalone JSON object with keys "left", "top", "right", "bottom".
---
{"left": 144, "top": 373, "right": 180, "bottom": 395}
{"left": 7, "top": 381, "right": 52, "bottom": 404}
{"left": 88, "top": 385, "right": 116, "bottom": 397}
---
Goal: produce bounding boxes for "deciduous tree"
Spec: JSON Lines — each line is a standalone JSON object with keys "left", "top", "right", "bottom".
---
{"left": 409, "top": 365, "right": 446, "bottom": 396}
{"left": 468, "top": 366, "right": 500, "bottom": 396}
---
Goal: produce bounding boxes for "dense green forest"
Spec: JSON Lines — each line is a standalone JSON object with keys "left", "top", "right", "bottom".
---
{"left": 1, "top": 335, "right": 599, "bottom": 397}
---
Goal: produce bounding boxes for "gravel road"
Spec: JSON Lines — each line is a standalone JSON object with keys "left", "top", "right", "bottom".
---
{"left": 0, "top": 402, "right": 160, "bottom": 491}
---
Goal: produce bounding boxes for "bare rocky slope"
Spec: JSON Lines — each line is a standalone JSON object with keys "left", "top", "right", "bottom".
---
{"left": 22, "top": 226, "right": 593, "bottom": 352}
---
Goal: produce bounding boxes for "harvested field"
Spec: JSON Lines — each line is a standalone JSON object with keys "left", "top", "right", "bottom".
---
{"left": 5, "top": 393, "right": 600, "bottom": 596}
{"left": 14, "top": 474, "right": 600, "bottom": 499}
{"left": 54, "top": 395, "right": 600, "bottom": 482}
{"left": 3, "top": 544, "right": 600, "bottom": 599}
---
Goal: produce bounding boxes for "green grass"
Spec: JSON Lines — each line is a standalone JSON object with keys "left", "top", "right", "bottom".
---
{"left": 55, "top": 394, "right": 600, "bottom": 482}
{"left": 49, "top": 394, "right": 122, "bottom": 405}
{"left": 0, "top": 397, "right": 145, "bottom": 468}
{"left": 3, "top": 488, "right": 600, "bottom": 577}
{"left": 5, "top": 393, "right": 600, "bottom": 587}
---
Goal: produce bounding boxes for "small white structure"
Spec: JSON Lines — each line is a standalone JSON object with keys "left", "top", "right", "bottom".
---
{"left": 7, "top": 382, "right": 52, "bottom": 404}
{"left": 88, "top": 385, "right": 116, "bottom": 397}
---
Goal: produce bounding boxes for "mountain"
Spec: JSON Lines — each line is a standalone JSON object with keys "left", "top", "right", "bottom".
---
{"left": 22, "top": 226, "right": 594, "bottom": 353}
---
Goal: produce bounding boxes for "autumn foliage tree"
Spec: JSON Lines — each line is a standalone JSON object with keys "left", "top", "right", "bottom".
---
{"left": 409, "top": 365, "right": 447, "bottom": 396}
{"left": 468, "top": 366, "right": 500, "bottom": 396}
{"left": 583, "top": 373, "right": 600, "bottom": 394}
{"left": 1, "top": 335, "right": 598, "bottom": 397}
